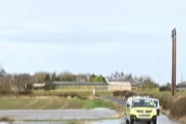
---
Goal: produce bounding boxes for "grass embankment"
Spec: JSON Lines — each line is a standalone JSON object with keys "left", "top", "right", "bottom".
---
{"left": 0, "top": 96, "right": 115, "bottom": 110}
{"left": 149, "top": 92, "right": 186, "bottom": 124}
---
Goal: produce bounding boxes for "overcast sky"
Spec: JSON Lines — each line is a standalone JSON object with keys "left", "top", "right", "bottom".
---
{"left": 0, "top": 0, "right": 186, "bottom": 84}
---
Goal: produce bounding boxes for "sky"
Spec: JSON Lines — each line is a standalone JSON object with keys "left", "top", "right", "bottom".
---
{"left": 0, "top": 0, "right": 186, "bottom": 85}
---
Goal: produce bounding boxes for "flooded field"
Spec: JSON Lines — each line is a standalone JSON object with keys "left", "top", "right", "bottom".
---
{"left": 0, "top": 108, "right": 116, "bottom": 120}
{"left": 0, "top": 108, "right": 179, "bottom": 124}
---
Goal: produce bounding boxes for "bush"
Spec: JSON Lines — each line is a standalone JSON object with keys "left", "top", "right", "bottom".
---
{"left": 0, "top": 116, "right": 14, "bottom": 121}
{"left": 170, "top": 97, "right": 186, "bottom": 118}
{"left": 159, "top": 86, "right": 171, "bottom": 91}
{"left": 0, "top": 83, "right": 13, "bottom": 94}
{"left": 58, "top": 93, "right": 87, "bottom": 100}
{"left": 44, "top": 82, "right": 55, "bottom": 90}
{"left": 152, "top": 94, "right": 186, "bottom": 119}
{"left": 25, "top": 83, "right": 33, "bottom": 93}
{"left": 159, "top": 95, "right": 173, "bottom": 110}
{"left": 113, "top": 91, "right": 136, "bottom": 98}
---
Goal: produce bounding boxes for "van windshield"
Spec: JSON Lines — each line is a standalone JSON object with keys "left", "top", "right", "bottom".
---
{"left": 132, "top": 99, "right": 155, "bottom": 108}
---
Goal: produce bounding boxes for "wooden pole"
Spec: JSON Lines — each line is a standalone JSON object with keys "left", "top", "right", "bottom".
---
{"left": 172, "top": 28, "right": 176, "bottom": 96}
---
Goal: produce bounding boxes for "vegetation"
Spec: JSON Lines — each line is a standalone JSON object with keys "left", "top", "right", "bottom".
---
{"left": 0, "top": 116, "right": 14, "bottom": 121}
{"left": 0, "top": 67, "right": 6, "bottom": 77}
{"left": 149, "top": 92, "right": 186, "bottom": 120}
{"left": 0, "top": 96, "right": 116, "bottom": 110}
{"left": 0, "top": 67, "right": 106, "bottom": 94}
{"left": 33, "top": 89, "right": 113, "bottom": 98}
{"left": 121, "top": 91, "right": 186, "bottom": 124}
{"left": 66, "top": 121, "right": 87, "bottom": 124}
{"left": 5, "top": 67, "right": 186, "bottom": 122}
{"left": 90, "top": 74, "right": 106, "bottom": 82}
{"left": 136, "top": 78, "right": 159, "bottom": 92}
{"left": 0, "top": 67, "right": 162, "bottom": 96}
{"left": 113, "top": 90, "right": 136, "bottom": 97}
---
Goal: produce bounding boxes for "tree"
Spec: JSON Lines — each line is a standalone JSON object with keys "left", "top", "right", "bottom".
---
{"left": 90, "top": 74, "right": 105, "bottom": 83}
{"left": 51, "top": 72, "right": 57, "bottom": 81}
{"left": 0, "top": 82, "right": 12, "bottom": 94}
{"left": 0, "top": 76, "right": 13, "bottom": 94}
{"left": 45, "top": 82, "right": 55, "bottom": 90}
{"left": 13, "top": 74, "right": 32, "bottom": 92}
{"left": 58, "top": 71, "right": 76, "bottom": 81}
{"left": 139, "top": 77, "right": 159, "bottom": 92}
{"left": 0, "top": 67, "right": 6, "bottom": 77}
{"left": 34, "top": 72, "right": 51, "bottom": 83}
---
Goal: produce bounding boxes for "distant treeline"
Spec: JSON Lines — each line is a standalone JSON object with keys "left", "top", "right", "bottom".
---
{"left": 0, "top": 68, "right": 159, "bottom": 94}
{"left": 0, "top": 67, "right": 106, "bottom": 94}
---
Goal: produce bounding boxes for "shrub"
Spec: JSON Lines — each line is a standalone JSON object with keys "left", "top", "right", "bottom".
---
{"left": 170, "top": 97, "right": 186, "bottom": 118}
{"left": 0, "top": 116, "right": 14, "bottom": 121}
{"left": 113, "top": 90, "right": 136, "bottom": 98}
{"left": 159, "top": 86, "right": 171, "bottom": 91}
{"left": 153, "top": 94, "right": 186, "bottom": 119}
{"left": 0, "top": 83, "right": 13, "bottom": 94}
{"left": 44, "top": 82, "right": 55, "bottom": 90}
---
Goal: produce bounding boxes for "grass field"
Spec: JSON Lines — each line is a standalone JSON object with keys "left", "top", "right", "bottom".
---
{"left": 33, "top": 89, "right": 113, "bottom": 98}
{"left": 0, "top": 96, "right": 116, "bottom": 110}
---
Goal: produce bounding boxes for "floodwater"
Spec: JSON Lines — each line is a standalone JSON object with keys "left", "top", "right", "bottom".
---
{"left": 0, "top": 110, "right": 179, "bottom": 124}
{"left": 92, "top": 114, "right": 180, "bottom": 124}
{"left": 0, "top": 108, "right": 116, "bottom": 120}
{"left": 0, "top": 97, "right": 180, "bottom": 124}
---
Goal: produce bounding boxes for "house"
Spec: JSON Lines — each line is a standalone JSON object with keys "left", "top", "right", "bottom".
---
{"left": 107, "top": 81, "right": 132, "bottom": 91}
{"left": 33, "top": 83, "right": 45, "bottom": 90}
{"left": 106, "top": 78, "right": 132, "bottom": 91}
{"left": 53, "top": 81, "right": 107, "bottom": 91}
{"left": 53, "top": 80, "right": 132, "bottom": 92}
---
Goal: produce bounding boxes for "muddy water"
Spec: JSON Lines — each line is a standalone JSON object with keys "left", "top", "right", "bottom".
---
{"left": 0, "top": 109, "right": 179, "bottom": 124}
{"left": 92, "top": 114, "right": 180, "bottom": 124}
{"left": 0, "top": 108, "right": 116, "bottom": 120}
{"left": 0, "top": 114, "right": 179, "bottom": 124}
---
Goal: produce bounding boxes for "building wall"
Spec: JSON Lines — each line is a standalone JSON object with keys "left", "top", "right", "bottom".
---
{"left": 107, "top": 83, "right": 132, "bottom": 91}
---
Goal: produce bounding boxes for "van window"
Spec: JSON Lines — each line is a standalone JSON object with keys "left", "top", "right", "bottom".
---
{"left": 154, "top": 100, "right": 158, "bottom": 107}
{"left": 132, "top": 99, "right": 155, "bottom": 108}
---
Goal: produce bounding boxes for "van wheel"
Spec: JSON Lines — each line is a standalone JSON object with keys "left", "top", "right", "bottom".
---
{"left": 126, "top": 119, "right": 129, "bottom": 124}
{"left": 147, "top": 121, "right": 151, "bottom": 124}
{"left": 152, "top": 116, "right": 157, "bottom": 124}
{"left": 130, "top": 120, "right": 134, "bottom": 124}
{"left": 130, "top": 116, "right": 134, "bottom": 124}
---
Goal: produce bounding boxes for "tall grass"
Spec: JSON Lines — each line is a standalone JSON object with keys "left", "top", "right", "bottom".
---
{"left": 33, "top": 89, "right": 113, "bottom": 98}
{"left": 145, "top": 91, "right": 186, "bottom": 121}
{"left": 0, "top": 96, "right": 116, "bottom": 110}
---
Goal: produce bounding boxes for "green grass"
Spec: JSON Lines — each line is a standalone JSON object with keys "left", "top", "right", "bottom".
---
{"left": 33, "top": 90, "right": 113, "bottom": 97}
{"left": 33, "top": 85, "right": 112, "bottom": 98}
{"left": 82, "top": 99, "right": 114, "bottom": 109}
{"left": 0, "top": 96, "right": 115, "bottom": 110}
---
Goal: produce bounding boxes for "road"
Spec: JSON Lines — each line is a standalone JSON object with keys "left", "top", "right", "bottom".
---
{"left": 92, "top": 114, "right": 179, "bottom": 124}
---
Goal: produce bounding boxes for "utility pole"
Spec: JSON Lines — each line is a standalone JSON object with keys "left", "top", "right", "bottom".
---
{"left": 172, "top": 28, "right": 176, "bottom": 96}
